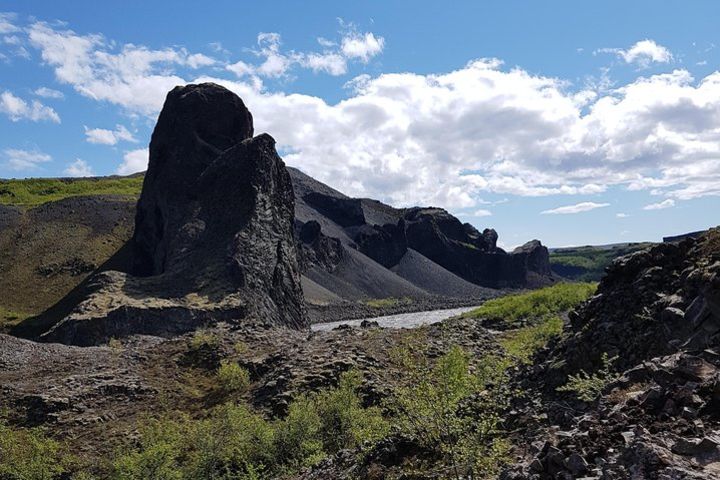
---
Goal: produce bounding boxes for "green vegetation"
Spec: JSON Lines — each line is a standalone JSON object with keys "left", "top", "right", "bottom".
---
{"left": 189, "top": 329, "right": 220, "bottom": 350}
{"left": 550, "top": 244, "right": 652, "bottom": 281}
{"left": 388, "top": 342, "right": 512, "bottom": 478}
{"left": 499, "top": 315, "right": 564, "bottom": 364}
{"left": 557, "top": 352, "right": 621, "bottom": 402}
{"left": 461, "top": 282, "right": 596, "bottom": 325}
{"left": 0, "top": 421, "right": 70, "bottom": 479}
{"left": 0, "top": 306, "right": 30, "bottom": 331}
{"left": 216, "top": 361, "right": 251, "bottom": 395}
{"left": 364, "top": 296, "right": 413, "bottom": 308}
{"left": 112, "top": 370, "right": 387, "bottom": 479}
{"left": 0, "top": 278, "right": 610, "bottom": 479}
{"left": 0, "top": 176, "right": 143, "bottom": 207}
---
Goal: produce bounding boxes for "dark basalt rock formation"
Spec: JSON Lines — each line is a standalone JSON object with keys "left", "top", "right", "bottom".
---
{"left": 504, "top": 228, "right": 720, "bottom": 480}
{"left": 351, "top": 206, "right": 551, "bottom": 288}
{"left": 551, "top": 228, "right": 720, "bottom": 378}
{"left": 14, "top": 83, "right": 307, "bottom": 345}
{"left": 297, "top": 220, "right": 345, "bottom": 272}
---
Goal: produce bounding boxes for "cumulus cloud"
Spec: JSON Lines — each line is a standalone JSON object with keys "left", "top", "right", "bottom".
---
{"left": 84, "top": 124, "right": 137, "bottom": 145}
{"left": 117, "top": 148, "right": 148, "bottom": 175}
{"left": 616, "top": 213, "right": 630, "bottom": 218}
{"left": 599, "top": 39, "right": 673, "bottom": 69}
{"left": 341, "top": 32, "right": 385, "bottom": 62}
{"left": 34, "top": 87, "right": 64, "bottom": 99}
{"left": 63, "top": 158, "right": 94, "bottom": 177}
{"left": 473, "top": 209, "right": 493, "bottom": 217}
{"left": 226, "top": 29, "right": 384, "bottom": 80}
{"left": 0, "top": 90, "right": 60, "bottom": 122}
{"left": 3, "top": 148, "right": 52, "bottom": 170}
{"left": 541, "top": 202, "right": 610, "bottom": 215}
{"left": 26, "top": 22, "right": 207, "bottom": 115}
{"left": 15, "top": 21, "right": 720, "bottom": 211}
{"left": 643, "top": 198, "right": 675, "bottom": 210}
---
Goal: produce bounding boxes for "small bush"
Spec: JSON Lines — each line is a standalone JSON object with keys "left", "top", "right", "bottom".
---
{"left": 112, "top": 404, "right": 274, "bottom": 479}
{"left": 273, "top": 395, "right": 324, "bottom": 471}
{"left": 388, "top": 346, "right": 511, "bottom": 478}
{"left": 313, "top": 370, "right": 388, "bottom": 453}
{"left": 557, "top": 352, "right": 620, "bottom": 402}
{"left": 217, "top": 361, "right": 251, "bottom": 395}
{"left": 0, "top": 421, "right": 69, "bottom": 479}
{"left": 189, "top": 329, "right": 219, "bottom": 350}
{"left": 113, "top": 370, "right": 385, "bottom": 478}
{"left": 108, "top": 338, "right": 124, "bottom": 352}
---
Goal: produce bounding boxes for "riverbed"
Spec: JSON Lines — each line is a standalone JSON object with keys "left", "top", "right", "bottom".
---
{"left": 310, "top": 305, "right": 480, "bottom": 332}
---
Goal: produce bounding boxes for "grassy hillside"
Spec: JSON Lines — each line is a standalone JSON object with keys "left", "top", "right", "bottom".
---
{"left": 0, "top": 176, "right": 143, "bottom": 206}
{"left": 461, "top": 282, "right": 597, "bottom": 324}
{"left": 549, "top": 243, "right": 653, "bottom": 281}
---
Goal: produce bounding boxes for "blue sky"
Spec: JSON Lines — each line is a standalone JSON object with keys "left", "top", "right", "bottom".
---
{"left": 1, "top": 1, "right": 719, "bottom": 248}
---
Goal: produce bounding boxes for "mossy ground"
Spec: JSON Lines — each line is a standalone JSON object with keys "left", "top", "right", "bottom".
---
{"left": 0, "top": 306, "right": 30, "bottom": 333}
{"left": 363, "top": 296, "right": 413, "bottom": 308}
{"left": 0, "top": 176, "right": 143, "bottom": 207}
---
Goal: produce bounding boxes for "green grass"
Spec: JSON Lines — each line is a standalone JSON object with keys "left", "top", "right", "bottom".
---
{"left": 461, "top": 282, "right": 597, "bottom": 325}
{"left": 0, "top": 176, "right": 144, "bottom": 206}
{"left": 364, "top": 297, "right": 413, "bottom": 308}
{"left": 499, "top": 315, "right": 564, "bottom": 364}
{"left": 0, "top": 306, "right": 30, "bottom": 331}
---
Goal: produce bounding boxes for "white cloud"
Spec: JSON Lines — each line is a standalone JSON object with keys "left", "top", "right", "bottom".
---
{"left": 473, "top": 209, "right": 492, "bottom": 217}
{"left": 226, "top": 30, "right": 383, "bottom": 80}
{"left": 3, "top": 148, "right": 52, "bottom": 170}
{"left": 643, "top": 198, "right": 675, "bottom": 210}
{"left": 0, "top": 13, "right": 18, "bottom": 34}
{"left": 84, "top": 124, "right": 137, "bottom": 145}
{"left": 0, "top": 90, "right": 60, "bottom": 122}
{"left": 341, "top": 32, "right": 385, "bottom": 62}
{"left": 226, "top": 59, "right": 255, "bottom": 78}
{"left": 303, "top": 52, "right": 347, "bottom": 75}
{"left": 64, "top": 158, "right": 94, "bottom": 177}
{"left": 185, "top": 53, "right": 215, "bottom": 68}
{"left": 599, "top": 39, "right": 673, "bottom": 69}
{"left": 541, "top": 202, "right": 610, "bottom": 215}
{"left": 616, "top": 213, "right": 630, "bottom": 218}
{"left": 117, "top": 148, "right": 148, "bottom": 175}
{"left": 34, "top": 87, "right": 64, "bottom": 99}
{"left": 27, "top": 22, "right": 205, "bottom": 115}
{"left": 16, "top": 22, "right": 720, "bottom": 211}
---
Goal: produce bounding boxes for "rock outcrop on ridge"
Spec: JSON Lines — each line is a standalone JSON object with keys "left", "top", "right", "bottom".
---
{"left": 13, "top": 83, "right": 307, "bottom": 345}
{"left": 297, "top": 195, "right": 552, "bottom": 292}
{"left": 503, "top": 228, "right": 720, "bottom": 479}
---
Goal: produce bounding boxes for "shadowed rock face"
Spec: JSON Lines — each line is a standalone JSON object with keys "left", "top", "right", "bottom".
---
{"left": 350, "top": 206, "right": 552, "bottom": 288}
{"left": 133, "top": 84, "right": 254, "bottom": 276}
{"left": 14, "top": 83, "right": 307, "bottom": 345}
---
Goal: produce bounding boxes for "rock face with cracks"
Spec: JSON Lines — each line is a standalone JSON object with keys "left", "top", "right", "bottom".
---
{"left": 13, "top": 83, "right": 307, "bottom": 345}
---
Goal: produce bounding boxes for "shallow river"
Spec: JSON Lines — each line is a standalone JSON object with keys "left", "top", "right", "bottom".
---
{"left": 310, "top": 305, "right": 481, "bottom": 332}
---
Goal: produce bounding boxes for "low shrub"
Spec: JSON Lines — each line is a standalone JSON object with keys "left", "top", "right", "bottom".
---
{"left": 0, "top": 421, "right": 69, "bottom": 479}
{"left": 113, "top": 370, "right": 386, "bottom": 479}
{"left": 557, "top": 352, "right": 620, "bottom": 402}
{"left": 189, "top": 329, "right": 219, "bottom": 350}
{"left": 216, "top": 361, "right": 251, "bottom": 395}
{"left": 388, "top": 345, "right": 511, "bottom": 479}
